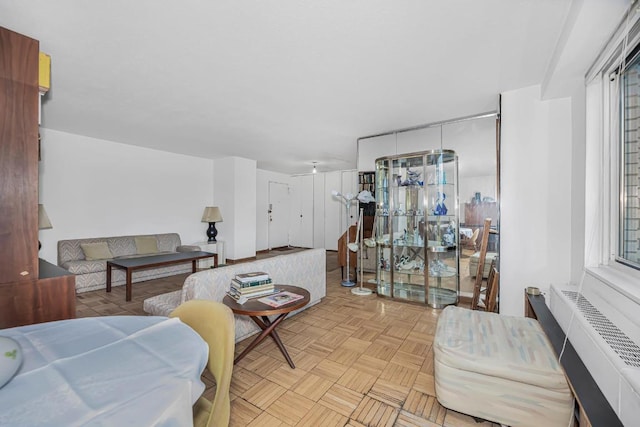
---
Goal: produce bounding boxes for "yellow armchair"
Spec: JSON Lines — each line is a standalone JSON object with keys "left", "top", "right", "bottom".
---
{"left": 170, "top": 300, "right": 235, "bottom": 427}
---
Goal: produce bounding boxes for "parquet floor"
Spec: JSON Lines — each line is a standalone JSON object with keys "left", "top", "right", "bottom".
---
{"left": 75, "top": 250, "right": 497, "bottom": 427}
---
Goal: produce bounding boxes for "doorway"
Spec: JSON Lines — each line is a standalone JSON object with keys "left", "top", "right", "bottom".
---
{"left": 268, "top": 181, "right": 290, "bottom": 249}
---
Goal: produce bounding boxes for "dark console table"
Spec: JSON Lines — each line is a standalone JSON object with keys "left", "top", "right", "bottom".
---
{"left": 525, "top": 291, "right": 622, "bottom": 427}
{"left": 0, "top": 259, "right": 76, "bottom": 329}
{"left": 107, "top": 251, "right": 216, "bottom": 301}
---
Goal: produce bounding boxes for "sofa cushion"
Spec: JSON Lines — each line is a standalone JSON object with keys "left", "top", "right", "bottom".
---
{"left": 115, "top": 251, "right": 174, "bottom": 259}
{"left": 58, "top": 233, "right": 183, "bottom": 265}
{"left": 435, "top": 306, "right": 569, "bottom": 390}
{"left": 434, "top": 306, "right": 573, "bottom": 426}
{"left": 135, "top": 236, "right": 159, "bottom": 255}
{"left": 80, "top": 242, "right": 113, "bottom": 261}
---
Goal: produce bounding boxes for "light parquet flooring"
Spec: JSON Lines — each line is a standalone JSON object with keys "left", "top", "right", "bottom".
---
{"left": 75, "top": 249, "right": 498, "bottom": 427}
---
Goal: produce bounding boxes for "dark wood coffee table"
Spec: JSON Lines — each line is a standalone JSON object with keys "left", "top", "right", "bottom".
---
{"left": 223, "top": 284, "right": 310, "bottom": 368}
{"left": 106, "top": 251, "right": 216, "bottom": 301}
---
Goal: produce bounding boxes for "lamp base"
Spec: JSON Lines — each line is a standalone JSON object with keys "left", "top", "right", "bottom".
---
{"left": 341, "top": 280, "right": 356, "bottom": 287}
{"left": 206, "top": 222, "right": 218, "bottom": 243}
{"left": 351, "top": 287, "right": 372, "bottom": 295}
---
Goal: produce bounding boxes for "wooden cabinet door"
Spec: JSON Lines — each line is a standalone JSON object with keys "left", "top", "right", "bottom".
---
{"left": 0, "top": 27, "right": 40, "bottom": 283}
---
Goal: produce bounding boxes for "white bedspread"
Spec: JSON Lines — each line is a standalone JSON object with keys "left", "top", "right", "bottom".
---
{"left": 0, "top": 316, "right": 208, "bottom": 427}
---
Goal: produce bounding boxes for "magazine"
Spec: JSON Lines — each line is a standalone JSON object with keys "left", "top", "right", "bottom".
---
{"left": 258, "top": 291, "right": 304, "bottom": 308}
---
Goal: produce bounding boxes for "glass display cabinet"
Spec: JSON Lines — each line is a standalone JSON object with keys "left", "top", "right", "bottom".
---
{"left": 374, "top": 150, "right": 459, "bottom": 308}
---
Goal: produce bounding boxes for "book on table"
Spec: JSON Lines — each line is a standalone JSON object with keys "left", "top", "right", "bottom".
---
{"left": 231, "top": 278, "right": 272, "bottom": 288}
{"left": 258, "top": 291, "right": 304, "bottom": 308}
{"left": 227, "top": 286, "right": 278, "bottom": 303}
{"left": 235, "top": 271, "right": 270, "bottom": 283}
{"left": 228, "top": 287, "right": 277, "bottom": 301}
{"left": 230, "top": 282, "right": 274, "bottom": 295}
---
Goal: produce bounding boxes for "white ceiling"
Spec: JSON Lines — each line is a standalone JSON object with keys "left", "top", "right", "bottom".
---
{"left": 0, "top": 0, "right": 628, "bottom": 174}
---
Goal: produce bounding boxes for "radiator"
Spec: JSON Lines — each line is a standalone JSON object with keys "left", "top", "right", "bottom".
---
{"left": 550, "top": 280, "right": 640, "bottom": 426}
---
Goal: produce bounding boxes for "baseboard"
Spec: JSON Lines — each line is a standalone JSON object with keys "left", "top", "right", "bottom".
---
{"left": 224, "top": 256, "right": 257, "bottom": 265}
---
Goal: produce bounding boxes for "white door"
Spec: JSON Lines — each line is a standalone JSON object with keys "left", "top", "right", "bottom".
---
{"left": 289, "top": 175, "right": 314, "bottom": 248}
{"left": 268, "top": 181, "right": 290, "bottom": 249}
{"left": 299, "top": 175, "right": 314, "bottom": 248}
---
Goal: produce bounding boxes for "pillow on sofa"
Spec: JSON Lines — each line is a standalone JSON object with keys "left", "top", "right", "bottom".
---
{"left": 81, "top": 242, "right": 113, "bottom": 260}
{"left": 135, "top": 236, "right": 159, "bottom": 255}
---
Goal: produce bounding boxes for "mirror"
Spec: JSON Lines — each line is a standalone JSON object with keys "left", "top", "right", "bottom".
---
{"left": 357, "top": 114, "right": 500, "bottom": 300}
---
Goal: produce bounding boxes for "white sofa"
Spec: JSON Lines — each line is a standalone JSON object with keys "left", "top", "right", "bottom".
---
{"left": 143, "top": 248, "right": 326, "bottom": 342}
{"left": 58, "top": 233, "right": 200, "bottom": 293}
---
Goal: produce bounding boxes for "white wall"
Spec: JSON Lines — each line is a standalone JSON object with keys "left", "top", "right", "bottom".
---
{"left": 324, "top": 171, "right": 342, "bottom": 251}
{"left": 38, "top": 128, "right": 214, "bottom": 265}
{"left": 569, "top": 85, "right": 587, "bottom": 283}
{"left": 214, "top": 157, "right": 257, "bottom": 260}
{"left": 500, "top": 85, "right": 573, "bottom": 316}
{"left": 256, "top": 169, "right": 292, "bottom": 251}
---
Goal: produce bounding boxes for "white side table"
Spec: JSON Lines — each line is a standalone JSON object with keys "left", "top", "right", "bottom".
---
{"left": 192, "top": 240, "right": 225, "bottom": 268}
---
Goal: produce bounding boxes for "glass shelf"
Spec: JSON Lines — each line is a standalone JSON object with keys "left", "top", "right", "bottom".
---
{"left": 374, "top": 149, "right": 459, "bottom": 308}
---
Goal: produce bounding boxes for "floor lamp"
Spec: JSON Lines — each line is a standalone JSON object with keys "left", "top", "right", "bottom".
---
{"left": 364, "top": 214, "right": 378, "bottom": 285}
{"left": 355, "top": 190, "right": 376, "bottom": 294}
{"left": 332, "top": 190, "right": 356, "bottom": 287}
{"left": 350, "top": 208, "right": 372, "bottom": 295}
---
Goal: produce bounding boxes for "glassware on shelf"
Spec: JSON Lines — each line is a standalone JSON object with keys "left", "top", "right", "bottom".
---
{"left": 433, "top": 192, "right": 448, "bottom": 216}
{"left": 374, "top": 150, "right": 459, "bottom": 308}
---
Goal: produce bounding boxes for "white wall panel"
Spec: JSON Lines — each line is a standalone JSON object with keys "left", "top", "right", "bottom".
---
{"left": 214, "top": 157, "right": 257, "bottom": 260}
{"left": 501, "top": 85, "right": 572, "bottom": 316}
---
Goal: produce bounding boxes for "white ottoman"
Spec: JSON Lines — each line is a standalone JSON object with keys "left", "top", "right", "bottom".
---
{"left": 434, "top": 306, "right": 574, "bottom": 427}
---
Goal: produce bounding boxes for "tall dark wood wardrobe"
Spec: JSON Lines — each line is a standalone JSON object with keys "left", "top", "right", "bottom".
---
{"left": 0, "top": 26, "right": 75, "bottom": 328}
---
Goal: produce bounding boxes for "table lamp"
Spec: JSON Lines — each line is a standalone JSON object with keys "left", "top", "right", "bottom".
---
{"left": 201, "top": 207, "right": 223, "bottom": 242}
{"left": 38, "top": 204, "right": 52, "bottom": 250}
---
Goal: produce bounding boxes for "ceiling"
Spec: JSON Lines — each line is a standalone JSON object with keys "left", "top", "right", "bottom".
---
{"left": 0, "top": 0, "right": 627, "bottom": 174}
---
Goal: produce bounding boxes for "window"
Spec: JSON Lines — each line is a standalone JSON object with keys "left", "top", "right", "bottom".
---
{"left": 619, "top": 50, "right": 640, "bottom": 269}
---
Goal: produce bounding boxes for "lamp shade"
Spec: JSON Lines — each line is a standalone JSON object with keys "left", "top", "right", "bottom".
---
{"left": 38, "top": 204, "right": 52, "bottom": 229}
{"left": 201, "top": 207, "right": 223, "bottom": 223}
